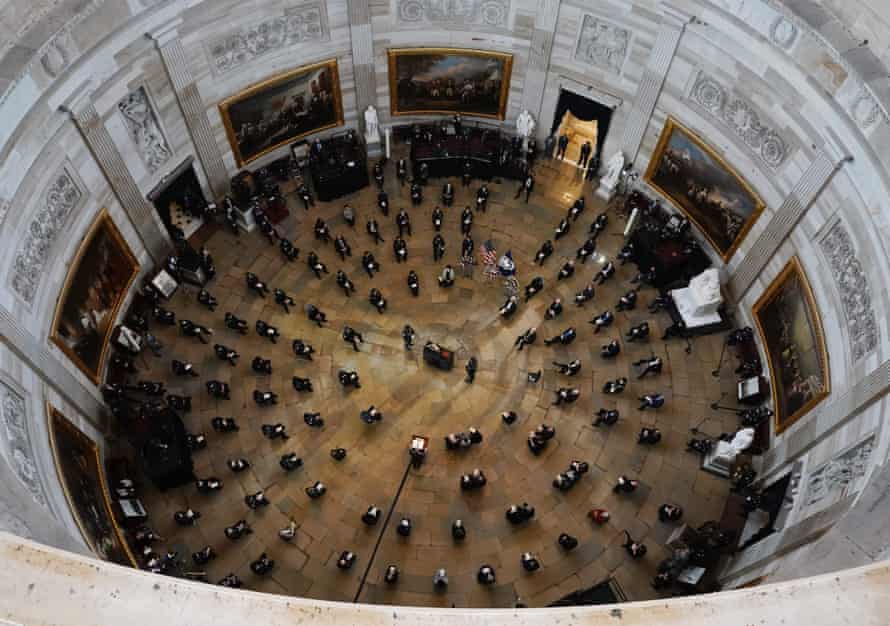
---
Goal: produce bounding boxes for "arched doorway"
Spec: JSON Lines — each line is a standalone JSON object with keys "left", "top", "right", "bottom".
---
{"left": 550, "top": 89, "right": 615, "bottom": 170}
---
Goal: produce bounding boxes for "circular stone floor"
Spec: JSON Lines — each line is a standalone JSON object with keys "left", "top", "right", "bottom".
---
{"left": 137, "top": 153, "right": 737, "bottom": 608}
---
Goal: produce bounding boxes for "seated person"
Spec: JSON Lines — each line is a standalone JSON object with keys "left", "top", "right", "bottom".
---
{"left": 590, "top": 310, "right": 614, "bottom": 333}
{"left": 593, "top": 408, "right": 619, "bottom": 427}
{"left": 369, "top": 288, "right": 387, "bottom": 313}
{"left": 554, "top": 218, "right": 570, "bottom": 240}
{"left": 626, "top": 321, "right": 650, "bottom": 342}
{"left": 638, "top": 427, "right": 662, "bottom": 445}
{"left": 253, "top": 389, "right": 278, "bottom": 406}
{"left": 553, "top": 360, "right": 581, "bottom": 376}
{"left": 292, "top": 338, "right": 315, "bottom": 360}
{"left": 557, "top": 260, "right": 575, "bottom": 280}
{"left": 499, "top": 295, "right": 518, "bottom": 317}
{"left": 502, "top": 410, "right": 518, "bottom": 425}
{"left": 544, "top": 327, "right": 576, "bottom": 346}
{"left": 251, "top": 356, "right": 272, "bottom": 374}
{"left": 524, "top": 276, "right": 544, "bottom": 302}
{"left": 477, "top": 565, "right": 496, "bottom": 585}
{"left": 639, "top": 393, "right": 665, "bottom": 410}
{"left": 304, "top": 412, "right": 324, "bottom": 428}
{"left": 520, "top": 552, "right": 541, "bottom": 572}
{"left": 292, "top": 376, "right": 313, "bottom": 392}
{"left": 544, "top": 298, "right": 562, "bottom": 320}
{"left": 616, "top": 289, "right": 638, "bottom": 311}
{"left": 574, "top": 283, "right": 595, "bottom": 306}
{"left": 600, "top": 340, "right": 620, "bottom": 358}
{"left": 602, "top": 377, "right": 628, "bottom": 394}
{"left": 553, "top": 387, "right": 580, "bottom": 405}
{"left": 534, "top": 240, "right": 554, "bottom": 265}
{"left": 279, "top": 453, "right": 303, "bottom": 471}
{"left": 594, "top": 261, "right": 615, "bottom": 284}
{"left": 438, "top": 265, "right": 456, "bottom": 287}
{"left": 261, "top": 423, "right": 288, "bottom": 439}
{"left": 361, "top": 505, "right": 381, "bottom": 526}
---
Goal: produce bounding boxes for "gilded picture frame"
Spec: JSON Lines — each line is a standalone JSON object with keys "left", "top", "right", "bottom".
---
{"left": 387, "top": 47, "right": 513, "bottom": 119}
{"left": 645, "top": 117, "right": 765, "bottom": 261}
{"left": 48, "top": 405, "right": 136, "bottom": 566}
{"left": 50, "top": 210, "right": 139, "bottom": 385}
{"left": 753, "top": 257, "right": 830, "bottom": 433}
{"left": 219, "top": 58, "right": 344, "bottom": 167}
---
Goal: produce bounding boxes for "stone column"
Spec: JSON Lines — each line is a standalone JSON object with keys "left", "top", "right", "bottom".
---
{"left": 347, "top": 0, "right": 376, "bottom": 120}
{"left": 149, "top": 19, "right": 229, "bottom": 199}
{"left": 0, "top": 307, "right": 104, "bottom": 429}
{"left": 619, "top": 2, "right": 693, "bottom": 165}
{"left": 728, "top": 139, "right": 852, "bottom": 300}
{"left": 61, "top": 82, "right": 170, "bottom": 266}
{"left": 520, "top": 0, "right": 561, "bottom": 123}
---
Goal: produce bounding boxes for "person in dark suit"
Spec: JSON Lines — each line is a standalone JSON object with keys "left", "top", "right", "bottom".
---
{"left": 556, "top": 134, "right": 569, "bottom": 159}
{"left": 396, "top": 208, "right": 412, "bottom": 237}
{"left": 433, "top": 233, "right": 446, "bottom": 261}
{"left": 378, "top": 190, "right": 390, "bottom": 216}
{"left": 334, "top": 235, "right": 352, "bottom": 261}
{"left": 336, "top": 270, "right": 356, "bottom": 297}
{"left": 366, "top": 218, "right": 384, "bottom": 244}
{"left": 515, "top": 173, "right": 534, "bottom": 202}
{"left": 578, "top": 141, "right": 592, "bottom": 168}
{"left": 442, "top": 182, "right": 455, "bottom": 207}
{"left": 432, "top": 207, "right": 444, "bottom": 231}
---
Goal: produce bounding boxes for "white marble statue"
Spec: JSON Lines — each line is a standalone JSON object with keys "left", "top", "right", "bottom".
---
{"left": 710, "top": 427, "right": 756, "bottom": 469}
{"left": 364, "top": 105, "right": 379, "bottom": 139}
{"left": 516, "top": 109, "right": 536, "bottom": 138}
{"left": 601, "top": 151, "right": 625, "bottom": 188}
{"left": 689, "top": 268, "right": 723, "bottom": 315}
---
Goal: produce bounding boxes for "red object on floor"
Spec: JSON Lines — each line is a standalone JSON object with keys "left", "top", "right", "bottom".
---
{"left": 265, "top": 196, "right": 290, "bottom": 224}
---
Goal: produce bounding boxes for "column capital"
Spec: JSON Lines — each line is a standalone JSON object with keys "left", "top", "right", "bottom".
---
{"left": 659, "top": 2, "right": 695, "bottom": 29}
{"left": 147, "top": 16, "right": 184, "bottom": 47}
{"left": 821, "top": 130, "right": 854, "bottom": 166}
{"left": 58, "top": 80, "right": 97, "bottom": 118}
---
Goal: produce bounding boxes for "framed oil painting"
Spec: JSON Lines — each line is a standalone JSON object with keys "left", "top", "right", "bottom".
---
{"left": 219, "top": 58, "right": 343, "bottom": 166}
{"left": 49, "top": 406, "right": 136, "bottom": 566}
{"left": 388, "top": 47, "right": 513, "bottom": 119}
{"left": 51, "top": 210, "right": 139, "bottom": 385}
{"left": 645, "top": 117, "right": 765, "bottom": 261}
{"left": 753, "top": 257, "right": 830, "bottom": 433}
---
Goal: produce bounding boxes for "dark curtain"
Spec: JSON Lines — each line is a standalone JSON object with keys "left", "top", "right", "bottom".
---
{"left": 550, "top": 89, "right": 614, "bottom": 163}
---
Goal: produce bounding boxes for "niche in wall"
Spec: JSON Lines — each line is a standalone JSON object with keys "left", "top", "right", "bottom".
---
{"left": 147, "top": 158, "right": 208, "bottom": 239}
{"left": 549, "top": 89, "right": 613, "bottom": 167}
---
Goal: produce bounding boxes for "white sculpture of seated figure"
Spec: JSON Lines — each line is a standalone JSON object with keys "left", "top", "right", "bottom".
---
{"left": 688, "top": 268, "right": 723, "bottom": 316}
{"left": 705, "top": 427, "right": 756, "bottom": 477}
{"left": 596, "top": 151, "right": 624, "bottom": 200}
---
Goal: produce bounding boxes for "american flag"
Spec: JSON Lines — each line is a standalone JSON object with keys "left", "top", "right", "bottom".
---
{"left": 480, "top": 240, "right": 497, "bottom": 265}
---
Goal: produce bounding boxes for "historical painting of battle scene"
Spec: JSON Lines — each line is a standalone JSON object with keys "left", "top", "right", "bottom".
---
{"left": 753, "top": 257, "right": 830, "bottom": 433}
{"left": 51, "top": 211, "right": 139, "bottom": 384}
{"left": 219, "top": 59, "right": 343, "bottom": 166}
{"left": 645, "top": 117, "right": 765, "bottom": 261}
{"left": 388, "top": 48, "right": 513, "bottom": 119}
{"left": 49, "top": 407, "right": 136, "bottom": 566}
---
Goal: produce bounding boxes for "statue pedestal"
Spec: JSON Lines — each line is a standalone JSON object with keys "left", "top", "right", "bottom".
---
{"left": 365, "top": 131, "right": 382, "bottom": 158}
{"left": 235, "top": 205, "right": 256, "bottom": 233}
{"left": 595, "top": 179, "right": 618, "bottom": 201}
{"left": 701, "top": 441, "right": 736, "bottom": 478}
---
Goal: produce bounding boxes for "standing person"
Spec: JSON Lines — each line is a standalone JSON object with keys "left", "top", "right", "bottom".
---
{"left": 515, "top": 172, "right": 534, "bottom": 203}
{"left": 433, "top": 233, "right": 446, "bottom": 261}
{"left": 378, "top": 190, "right": 390, "bottom": 216}
{"left": 366, "top": 218, "right": 384, "bottom": 244}
{"left": 462, "top": 160, "right": 473, "bottom": 187}
{"left": 465, "top": 357, "right": 478, "bottom": 384}
{"left": 342, "top": 325, "right": 364, "bottom": 351}
{"left": 402, "top": 324, "right": 416, "bottom": 349}
{"left": 556, "top": 133, "right": 569, "bottom": 159}
{"left": 297, "top": 183, "right": 314, "bottom": 210}
{"left": 373, "top": 161, "right": 384, "bottom": 189}
{"left": 397, "top": 158, "right": 408, "bottom": 186}
{"left": 432, "top": 207, "right": 444, "bottom": 231}
{"left": 544, "top": 134, "right": 556, "bottom": 159}
{"left": 460, "top": 206, "right": 473, "bottom": 235}
{"left": 393, "top": 237, "right": 408, "bottom": 263}
{"left": 578, "top": 140, "right": 592, "bottom": 168}
{"left": 343, "top": 204, "right": 356, "bottom": 227}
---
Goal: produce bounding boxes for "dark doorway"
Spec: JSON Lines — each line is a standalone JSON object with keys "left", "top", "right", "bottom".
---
{"left": 549, "top": 578, "right": 626, "bottom": 606}
{"left": 550, "top": 89, "right": 614, "bottom": 168}
{"left": 147, "top": 159, "right": 208, "bottom": 239}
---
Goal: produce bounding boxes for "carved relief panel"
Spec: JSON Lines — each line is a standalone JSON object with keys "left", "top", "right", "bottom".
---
{"left": 117, "top": 86, "right": 173, "bottom": 175}
{"left": 573, "top": 15, "right": 631, "bottom": 76}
